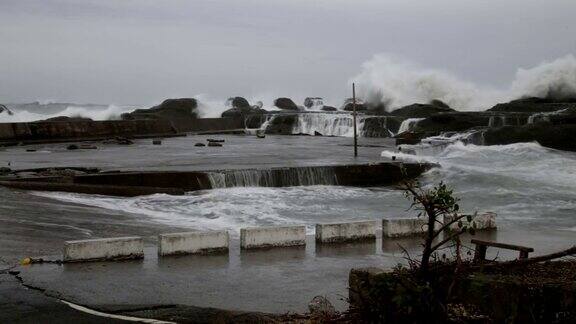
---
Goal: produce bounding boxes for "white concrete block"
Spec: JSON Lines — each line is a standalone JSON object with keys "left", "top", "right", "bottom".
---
{"left": 240, "top": 225, "right": 306, "bottom": 249}
{"left": 316, "top": 220, "right": 377, "bottom": 243}
{"left": 63, "top": 236, "right": 144, "bottom": 262}
{"left": 382, "top": 218, "right": 439, "bottom": 238}
{"left": 444, "top": 212, "right": 497, "bottom": 231}
{"left": 158, "top": 231, "right": 229, "bottom": 256}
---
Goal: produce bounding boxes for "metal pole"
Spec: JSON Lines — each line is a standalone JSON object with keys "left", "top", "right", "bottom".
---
{"left": 353, "top": 83, "right": 358, "bottom": 157}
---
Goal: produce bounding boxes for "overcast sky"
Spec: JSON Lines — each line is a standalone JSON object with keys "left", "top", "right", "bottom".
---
{"left": 0, "top": 0, "right": 575, "bottom": 105}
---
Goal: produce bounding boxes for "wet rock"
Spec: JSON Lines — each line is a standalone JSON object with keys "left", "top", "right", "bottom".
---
{"left": 66, "top": 144, "right": 79, "bottom": 150}
{"left": 391, "top": 103, "right": 454, "bottom": 118}
{"left": 25, "top": 149, "right": 37, "bottom": 152}
{"left": 229, "top": 97, "right": 251, "bottom": 109}
{"left": 121, "top": 98, "right": 198, "bottom": 132}
{"left": 194, "top": 143, "right": 206, "bottom": 147}
{"left": 152, "top": 139, "right": 162, "bottom": 145}
{"left": 429, "top": 99, "right": 451, "bottom": 109}
{"left": 207, "top": 141, "right": 223, "bottom": 147}
{"left": 207, "top": 139, "right": 225, "bottom": 143}
{"left": 321, "top": 106, "right": 338, "bottom": 111}
{"left": 488, "top": 97, "right": 576, "bottom": 113}
{"left": 274, "top": 97, "right": 299, "bottom": 111}
{"left": 308, "top": 296, "right": 336, "bottom": 319}
{"left": 0, "top": 167, "right": 11, "bottom": 175}
{"left": 314, "top": 131, "right": 323, "bottom": 136}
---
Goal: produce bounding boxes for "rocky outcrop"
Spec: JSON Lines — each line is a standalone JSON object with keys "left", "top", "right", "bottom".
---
{"left": 321, "top": 106, "right": 338, "bottom": 111}
{"left": 489, "top": 97, "right": 576, "bottom": 113}
{"left": 362, "top": 116, "right": 402, "bottom": 137}
{"left": 391, "top": 103, "right": 454, "bottom": 118}
{"left": 121, "top": 98, "right": 199, "bottom": 131}
{"left": 274, "top": 97, "right": 300, "bottom": 111}
{"left": 304, "top": 97, "right": 323, "bottom": 109}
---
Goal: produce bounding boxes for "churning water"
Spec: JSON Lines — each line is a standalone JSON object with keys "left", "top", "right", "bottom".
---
{"left": 35, "top": 140, "right": 576, "bottom": 236}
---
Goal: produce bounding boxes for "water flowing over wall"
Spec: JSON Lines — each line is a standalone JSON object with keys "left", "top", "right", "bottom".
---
{"left": 397, "top": 118, "right": 425, "bottom": 134}
{"left": 261, "top": 113, "right": 393, "bottom": 137}
{"left": 207, "top": 166, "right": 338, "bottom": 188}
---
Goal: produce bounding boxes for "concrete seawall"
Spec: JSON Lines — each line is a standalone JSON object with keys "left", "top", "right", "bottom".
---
{"left": 240, "top": 226, "right": 306, "bottom": 249}
{"left": 0, "top": 162, "right": 433, "bottom": 196}
{"left": 158, "top": 231, "right": 229, "bottom": 256}
{"left": 316, "top": 221, "right": 377, "bottom": 243}
{"left": 63, "top": 237, "right": 144, "bottom": 262}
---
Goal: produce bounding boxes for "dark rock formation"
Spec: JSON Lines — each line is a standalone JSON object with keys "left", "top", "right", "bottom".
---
{"left": 0, "top": 104, "right": 13, "bottom": 116}
{"left": 321, "top": 106, "right": 338, "bottom": 112}
{"left": 429, "top": 99, "right": 451, "bottom": 109}
{"left": 221, "top": 97, "right": 267, "bottom": 120}
{"left": 361, "top": 117, "right": 400, "bottom": 137}
{"left": 489, "top": 97, "right": 576, "bottom": 113}
{"left": 483, "top": 123, "right": 576, "bottom": 151}
{"left": 391, "top": 103, "right": 454, "bottom": 118}
{"left": 122, "top": 98, "right": 198, "bottom": 131}
{"left": 274, "top": 97, "right": 300, "bottom": 111}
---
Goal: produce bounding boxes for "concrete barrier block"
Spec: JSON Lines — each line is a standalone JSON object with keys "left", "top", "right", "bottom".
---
{"left": 316, "top": 220, "right": 377, "bottom": 243}
{"left": 382, "top": 218, "right": 439, "bottom": 238}
{"left": 63, "top": 237, "right": 144, "bottom": 262}
{"left": 444, "top": 212, "right": 497, "bottom": 231}
{"left": 240, "top": 225, "right": 306, "bottom": 249}
{"left": 158, "top": 231, "right": 229, "bottom": 256}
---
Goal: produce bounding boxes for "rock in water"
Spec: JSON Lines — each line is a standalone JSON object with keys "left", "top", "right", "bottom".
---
{"left": 152, "top": 139, "right": 162, "bottom": 145}
{"left": 321, "top": 106, "right": 338, "bottom": 111}
{"left": 308, "top": 296, "right": 336, "bottom": 319}
{"left": 207, "top": 141, "right": 223, "bottom": 147}
{"left": 488, "top": 97, "right": 576, "bottom": 113}
{"left": 304, "top": 97, "right": 323, "bottom": 109}
{"left": 194, "top": 143, "right": 206, "bottom": 147}
{"left": 67, "top": 144, "right": 79, "bottom": 150}
{"left": 274, "top": 97, "right": 299, "bottom": 110}
{"left": 121, "top": 98, "right": 198, "bottom": 132}
{"left": 391, "top": 103, "right": 454, "bottom": 118}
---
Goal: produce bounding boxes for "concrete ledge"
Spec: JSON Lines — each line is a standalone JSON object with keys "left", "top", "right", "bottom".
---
{"left": 63, "top": 237, "right": 144, "bottom": 262}
{"left": 316, "top": 220, "right": 377, "bottom": 243}
{"left": 240, "top": 226, "right": 306, "bottom": 249}
{"left": 382, "top": 218, "right": 439, "bottom": 238}
{"left": 158, "top": 231, "right": 229, "bottom": 256}
{"left": 444, "top": 212, "right": 497, "bottom": 231}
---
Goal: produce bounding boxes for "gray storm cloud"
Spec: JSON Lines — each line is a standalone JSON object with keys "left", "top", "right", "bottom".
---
{"left": 0, "top": 0, "right": 575, "bottom": 107}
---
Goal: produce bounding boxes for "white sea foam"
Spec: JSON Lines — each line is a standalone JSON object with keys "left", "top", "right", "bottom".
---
{"left": 351, "top": 54, "right": 576, "bottom": 111}
{"left": 0, "top": 104, "right": 136, "bottom": 123}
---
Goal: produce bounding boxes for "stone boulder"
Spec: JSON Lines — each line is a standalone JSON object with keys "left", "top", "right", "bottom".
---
{"left": 121, "top": 98, "right": 198, "bottom": 132}
{"left": 391, "top": 103, "right": 454, "bottom": 118}
{"left": 488, "top": 97, "right": 576, "bottom": 113}
{"left": 274, "top": 97, "right": 299, "bottom": 111}
{"left": 221, "top": 97, "right": 267, "bottom": 120}
{"left": 321, "top": 106, "right": 338, "bottom": 112}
